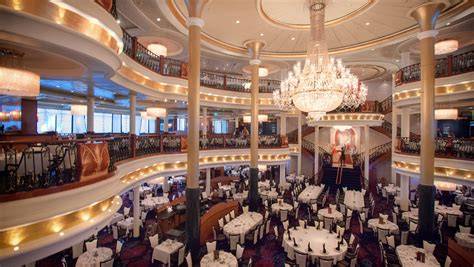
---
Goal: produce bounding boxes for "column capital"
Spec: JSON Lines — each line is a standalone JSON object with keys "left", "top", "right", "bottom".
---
{"left": 409, "top": 2, "right": 445, "bottom": 32}
{"left": 187, "top": 17, "right": 205, "bottom": 28}
{"left": 244, "top": 40, "right": 266, "bottom": 60}
{"left": 185, "top": 0, "right": 209, "bottom": 18}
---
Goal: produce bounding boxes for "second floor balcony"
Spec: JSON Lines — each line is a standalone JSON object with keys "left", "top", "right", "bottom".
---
{"left": 396, "top": 136, "right": 474, "bottom": 161}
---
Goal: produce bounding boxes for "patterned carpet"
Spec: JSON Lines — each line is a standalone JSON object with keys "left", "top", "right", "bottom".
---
{"left": 36, "top": 183, "right": 452, "bottom": 267}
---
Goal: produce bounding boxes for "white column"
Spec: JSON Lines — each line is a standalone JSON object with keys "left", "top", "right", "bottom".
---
{"left": 280, "top": 114, "right": 287, "bottom": 136}
{"left": 235, "top": 117, "right": 239, "bottom": 129}
{"left": 297, "top": 112, "right": 302, "bottom": 175}
{"left": 132, "top": 186, "right": 140, "bottom": 237}
{"left": 206, "top": 168, "right": 211, "bottom": 195}
{"left": 280, "top": 163, "right": 286, "bottom": 186}
{"left": 86, "top": 81, "right": 94, "bottom": 133}
{"left": 364, "top": 125, "right": 370, "bottom": 184}
{"left": 401, "top": 109, "right": 410, "bottom": 138}
{"left": 202, "top": 107, "right": 208, "bottom": 136}
{"left": 400, "top": 174, "right": 410, "bottom": 211}
{"left": 163, "top": 116, "right": 169, "bottom": 133}
{"left": 314, "top": 126, "right": 319, "bottom": 176}
{"left": 392, "top": 106, "right": 399, "bottom": 183}
{"left": 130, "top": 92, "right": 136, "bottom": 135}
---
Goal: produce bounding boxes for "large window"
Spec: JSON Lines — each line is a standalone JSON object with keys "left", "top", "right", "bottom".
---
{"left": 177, "top": 117, "right": 187, "bottom": 132}
{"left": 212, "top": 119, "right": 228, "bottom": 134}
{"left": 94, "top": 113, "right": 113, "bottom": 133}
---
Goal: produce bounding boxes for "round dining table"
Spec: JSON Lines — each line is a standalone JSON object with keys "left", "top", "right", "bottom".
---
{"left": 76, "top": 247, "right": 113, "bottom": 267}
{"left": 368, "top": 218, "right": 399, "bottom": 233}
{"left": 455, "top": 232, "right": 474, "bottom": 249}
{"left": 282, "top": 227, "right": 348, "bottom": 264}
{"left": 318, "top": 208, "right": 344, "bottom": 222}
{"left": 271, "top": 202, "right": 293, "bottom": 214}
{"left": 200, "top": 251, "right": 238, "bottom": 267}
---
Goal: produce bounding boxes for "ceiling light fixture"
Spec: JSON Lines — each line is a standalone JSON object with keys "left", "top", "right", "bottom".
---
{"left": 235, "top": 20, "right": 240, "bottom": 24}
{"left": 273, "top": 0, "right": 366, "bottom": 124}
{"left": 156, "top": 18, "right": 161, "bottom": 22}
{"left": 0, "top": 48, "right": 40, "bottom": 97}
{"left": 147, "top": 43, "right": 167, "bottom": 57}
{"left": 146, "top": 107, "right": 167, "bottom": 118}
{"left": 365, "top": 22, "right": 370, "bottom": 26}
{"left": 291, "top": 37, "right": 296, "bottom": 41}
{"left": 434, "top": 39, "right": 459, "bottom": 55}
{"left": 260, "top": 33, "right": 264, "bottom": 36}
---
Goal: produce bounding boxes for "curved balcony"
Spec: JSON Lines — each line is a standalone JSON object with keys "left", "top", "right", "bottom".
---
{"left": 0, "top": 133, "right": 288, "bottom": 201}
{"left": 395, "top": 137, "right": 474, "bottom": 161}
{"left": 394, "top": 50, "right": 474, "bottom": 87}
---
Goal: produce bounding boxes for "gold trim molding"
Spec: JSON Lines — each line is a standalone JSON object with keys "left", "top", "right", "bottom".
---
{"left": 0, "top": 196, "right": 120, "bottom": 250}
{"left": 0, "top": 0, "right": 122, "bottom": 54}
{"left": 393, "top": 160, "right": 473, "bottom": 181}
{"left": 393, "top": 81, "right": 473, "bottom": 102}
{"left": 256, "top": 0, "right": 376, "bottom": 30}
{"left": 320, "top": 113, "right": 384, "bottom": 121}
{"left": 167, "top": 0, "right": 471, "bottom": 58}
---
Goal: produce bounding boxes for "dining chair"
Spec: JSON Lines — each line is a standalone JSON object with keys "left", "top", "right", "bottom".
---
{"left": 323, "top": 216, "right": 334, "bottom": 231}
{"left": 186, "top": 252, "right": 192, "bottom": 267}
{"left": 445, "top": 256, "right": 452, "bottom": 267}
{"left": 319, "top": 257, "right": 334, "bottom": 267}
{"left": 447, "top": 214, "right": 458, "bottom": 228}
{"left": 294, "top": 251, "right": 308, "bottom": 267}
{"left": 85, "top": 239, "right": 97, "bottom": 252}
{"left": 230, "top": 210, "right": 236, "bottom": 219}
{"left": 281, "top": 209, "right": 289, "bottom": 222}
{"left": 386, "top": 235, "right": 395, "bottom": 248}
{"left": 149, "top": 234, "right": 159, "bottom": 248}
{"left": 177, "top": 246, "right": 186, "bottom": 266}
{"left": 236, "top": 244, "right": 244, "bottom": 261}
{"left": 377, "top": 227, "right": 390, "bottom": 244}
{"left": 112, "top": 225, "right": 118, "bottom": 240}
{"left": 206, "top": 241, "right": 217, "bottom": 253}
{"left": 100, "top": 258, "right": 114, "bottom": 267}
{"left": 459, "top": 225, "right": 471, "bottom": 233}
{"left": 400, "top": 230, "right": 408, "bottom": 245}
{"left": 423, "top": 240, "right": 436, "bottom": 254}
{"left": 116, "top": 240, "right": 123, "bottom": 255}
{"left": 229, "top": 234, "right": 240, "bottom": 251}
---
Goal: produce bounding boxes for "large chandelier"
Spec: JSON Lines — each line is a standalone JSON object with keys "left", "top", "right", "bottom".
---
{"left": 0, "top": 48, "right": 40, "bottom": 97}
{"left": 272, "top": 0, "right": 366, "bottom": 121}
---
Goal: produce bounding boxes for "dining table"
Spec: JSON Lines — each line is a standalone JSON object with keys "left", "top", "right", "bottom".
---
{"left": 298, "top": 185, "right": 323, "bottom": 204}
{"left": 223, "top": 212, "right": 263, "bottom": 242}
{"left": 152, "top": 239, "right": 183, "bottom": 264}
{"left": 396, "top": 245, "right": 440, "bottom": 267}
{"left": 200, "top": 251, "right": 238, "bottom": 267}
{"left": 76, "top": 247, "right": 113, "bottom": 267}
{"left": 344, "top": 190, "right": 365, "bottom": 211}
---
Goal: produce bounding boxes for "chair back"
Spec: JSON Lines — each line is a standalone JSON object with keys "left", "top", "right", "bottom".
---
{"left": 445, "top": 256, "right": 452, "bottom": 267}
{"left": 409, "top": 219, "right": 418, "bottom": 232}
{"left": 218, "top": 218, "right": 224, "bottom": 228}
{"left": 319, "top": 257, "right": 333, "bottom": 267}
{"left": 178, "top": 246, "right": 185, "bottom": 265}
{"left": 323, "top": 216, "right": 334, "bottom": 231}
{"left": 123, "top": 207, "right": 130, "bottom": 217}
{"left": 386, "top": 235, "right": 395, "bottom": 248}
{"left": 186, "top": 252, "right": 192, "bottom": 267}
{"left": 149, "top": 234, "right": 159, "bottom": 248}
{"left": 100, "top": 259, "right": 114, "bottom": 267}
{"left": 225, "top": 214, "right": 231, "bottom": 223}
{"left": 116, "top": 240, "right": 123, "bottom": 254}
{"left": 236, "top": 244, "right": 244, "bottom": 260}
{"left": 206, "top": 241, "right": 217, "bottom": 253}
{"left": 112, "top": 225, "right": 118, "bottom": 240}
{"left": 229, "top": 234, "right": 240, "bottom": 251}
{"left": 377, "top": 227, "right": 389, "bottom": 243}
{"left": 283, "top": 220, "right": 289, "bottom": 230}
{"left": 459, "top": 225, "right": 471, "bottom": 233}
{"left": 339, "top": 203, "right": 346, "bottom": 215}
{"left": 85, "top": 239, "right": 97, "bottom": 252}
{"left": 230, "top": 210, "right": 235, "bottom": 219}
{"left": 423, "top": 240, "right": 436, "bottom": 254}
{"left": 401, "top": 230, "right": 408, "bottom": 245}
{"left": 72, "top": 241, "right": 84, "bottom": 259}
{"left": 447, "top": 214, "right": 457, "bottom": 227}
{"left": 295, "top": 251, "right": 307, "bottom": 266}
{"left": 280, "top": 209, "right": 289, "bottom": 222}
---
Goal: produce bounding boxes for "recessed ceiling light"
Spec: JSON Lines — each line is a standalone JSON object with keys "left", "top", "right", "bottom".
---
{"left": 235, "top": 20, "right": 240, "bottom": 24}
{"left": 446, "top": 22, "right": 450, "bottom": 26}
{"left": 116, "top": 19, "right": 121, "bottom": 24}
{"left": 371, "top": 48, "right": 375, "bottom": 51}
{"left": 395, "top": 59, "right": 400, "bottom": 62}
{"left": 260, "top": 33, "right": 264, "bottom": 36}
{"left": 156, "top": 18, "right": 161, "bottom": 22}
{"left": 365, "top": 22, "right": 370, "bottom": 26}
{"left": 291, "top": 37, "right": 296, "bottom": 41}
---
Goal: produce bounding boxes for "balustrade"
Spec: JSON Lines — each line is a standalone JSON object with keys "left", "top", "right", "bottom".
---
{"left": 0, "top": 133, "right": 286, "bottom": 196}
{"left": 397, "top": 137, "right": 474, "bottom": 160}
{"left": 395, "top": 50, "right": 474, "bottom": 86}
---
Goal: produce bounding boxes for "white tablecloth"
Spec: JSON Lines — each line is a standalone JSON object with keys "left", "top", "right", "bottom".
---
{"left": 200, "top": 251, "right": 238, "bottom": 267}
{"left": 233, "top": 192, "right": 248, "bottom": 204}
{"left": 109, "top": 213, "right": 124, "bottom": 225}
{"left": 76, "top": 247, "right": 113, "bottom": 267}
{"left": 141, "top": 196, "right": 169, "bottom": 210}
{"left": 344, "top": 190, "right": 365, "bottom": 211}
{"left": 435, "top": 205, "right": 463, "bottom": 217}
{"left": 384, "top": 185, "right": 399, "bottom": 195}
{"left": 271, "top": 202, "right": 293, "bottom": 213}
{"left": 368, "top": 218, "right": 399, "bottom": 233}
{"left": 223, "top": 212, "right": 263, "bottom": 238}
{"left": 396, "top": 245, "right": 440, "bottom": 267}
{"left": 298, "top": 185, "right": 323, "bottom": 203}
{"left": 402, "top": 210, "right": 418, "bottom": 222}
{"left": 117, "top": 217, "right": 134, "bottom": 230}
{"left": 152, "top": 239, "right": 183, "bottom": 264}
{"left": 219, "top": 185, "right": 234, "bottom": 192}
{"left": 318, "top": 208, "right": 343, "bottom": 222}
{"left": 455, "top": 232, "right": 474, "bottom": 249}
{"left": 283, "top": 227, "right": 347, "bottom": 264}
{"left": 260, "top": 190, "right": 278, "bottom": 200}
{"left": 258, "top": 181, "right": 271, "bottom": 190}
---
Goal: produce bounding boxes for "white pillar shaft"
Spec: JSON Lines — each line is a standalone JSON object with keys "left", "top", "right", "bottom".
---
{"left": 314, "top": 126, "right": 319, "bottom": 175}
{"left": 206, "top": 168, "right": 211, "bottom": 195}
{"left": 280, "top": 164, "right": 286, "bottom": 186}
{"left": 202, "top": 107, "right": 208, "bottom": 136}
{"left": 364, "top": 126, "right": 370, "bottom": 181}
{"left": 132, "top": 186, "right": 140, "bottom": 237}
{"left": 400, "top": 174, "right": 410, "bottom": 211}
{"left": 401, "top": 109, "right": 410, "bottom": 138}
{"left": 130, "top": 93, "right": 136, "bottom": 135}
{"left": 280, "top": 115, "right": 287, "bottom": 136}
{"left": 87, "top": 82, "right": 94, "bottom": 133}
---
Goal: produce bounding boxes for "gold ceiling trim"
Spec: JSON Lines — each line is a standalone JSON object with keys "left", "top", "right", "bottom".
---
{"left": 0, "top": 0, "right": 121, "bottom": 54}
{"left": 167, "top": 0, "right": 471, "bottom": 58}
{"left": 256, "top": 0, "right": 376, "bottom": 30}
{"left": 346, "top": 64, "right": 387, "bottom": 81}
{"left": 393, "top": 81, "right": 474, "bottom": 102}
{"left": 393, "top": 160, "right": 473, "bottom": 181}
{"left": 319, "top": 113, "right": 384, "bottom": 121}
{"left": 0, "top": 196, "right": 119, "bottom": 250}
{"left": 118, "top": 65, "right": 274, "bottom": 106}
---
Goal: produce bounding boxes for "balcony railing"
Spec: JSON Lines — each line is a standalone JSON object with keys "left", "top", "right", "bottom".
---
{"left": 396, "top": 137, "right": 474, "bottom": 160}
{"left": 0, "top": 134, "right": 287, "bottom": 197}
{"left": 395, "top": 50, "right": 474, "bottom": 86}
{"left": 122, "top": 30, "right": 280, "bottom": 93}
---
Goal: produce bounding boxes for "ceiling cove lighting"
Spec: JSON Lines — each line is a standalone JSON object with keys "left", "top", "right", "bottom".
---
{"left": 70, "top": 105, "right": 87, "bottom": 116}
{"left": 243, "top": 114, "right": 268, "bottom": 123}
{"left": 272, "top": 0, "right": 367, "bottom": 124}
{"left": 435, "top": 109, "right": 458, "bottom": 120}
{"left": 333, "top": 125, "right": 352, "bottom": 131}
{"left": 435, "top": 40, "right": 459, "bottom": 55}
{"left": 0, "top": 48, "right": 40, "bottom": 97}
{"left": 146, "top": 107, "right": 167, "bottom": 118}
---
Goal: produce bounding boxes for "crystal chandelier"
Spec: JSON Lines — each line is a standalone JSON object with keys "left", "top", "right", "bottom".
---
{"left": 0, "top": 48, "right": 40, "bottom": 97}
{"left": 272, "top": 0, "right": 366, "bottom": 121}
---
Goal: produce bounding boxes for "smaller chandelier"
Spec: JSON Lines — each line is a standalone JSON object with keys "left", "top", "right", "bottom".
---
{"left": 0, "top": 48, "right": 40, "bottom": 97}
{"left": 146, "top": 107, "right": 166, "bottom": 118}
{"left": 434, "top": 40, "right": 458, "bottom": 55}
{"left": 71, "top": 104, "right": 87, "bottom": 116}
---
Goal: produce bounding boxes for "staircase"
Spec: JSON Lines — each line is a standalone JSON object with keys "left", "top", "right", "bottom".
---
{"left": 320, "top": 166, "right": 362, "bottom": 191}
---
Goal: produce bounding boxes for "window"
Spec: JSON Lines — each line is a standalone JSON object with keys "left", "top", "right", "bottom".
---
{"left": 112, "top": 114, "right": 121, "bottom": 133}
{"left": 94, "top": 113, "right": 112, "bottom": 133}
{"left": 37, "top": 108, "right": 56, "bottom": 133}
{"left": 56, "top": 110, "right": 72, "bottom": 134}
{"left": 177, "top": 117, "right": 187, "bottom": 132}
{"left": 148, "top": 119, "right": 156, "bottom": 133}
{"left": 72, "top": 115, "right": 86, "bottom": 133}
{"left": 121, "top": 115, "right": 130, "bottom": 133}
{"left": 138, "top": 116, "right": 148, "bottom": 134}
{"left": 213, "top": 119, "right": 228, "bottom": 134}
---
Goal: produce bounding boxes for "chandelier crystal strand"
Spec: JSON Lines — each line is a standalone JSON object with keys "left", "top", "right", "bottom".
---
{"left": 272, "top": 0, "right": 367, "bottom": 123}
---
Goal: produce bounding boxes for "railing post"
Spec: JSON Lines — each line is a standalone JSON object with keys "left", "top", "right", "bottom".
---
{"left": 159, "top": 55, "right": 165, "bottom": 75}
{"left": 223, "top": 75, "right": 227, "bottom": 89}
{"left": 130, "top": 134, "right": 137, "bottom": 158}
{"left": 447, "top": 55, "right": 453, "bottom": 76}
{"left": 131, "top": 36, "right": 137, "bottom": 60}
